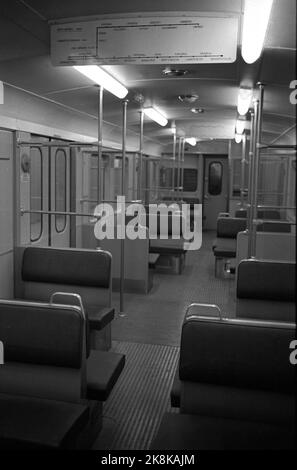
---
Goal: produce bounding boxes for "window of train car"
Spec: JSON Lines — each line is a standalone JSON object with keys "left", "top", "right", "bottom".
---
{"left": 30, "top": 147, "right": 43, "bottom": 242}
{"left": 55, "top": 149, "right": 67, "bottom": 233}
{"left": 160, "top": 168, "right": 198, "bottom": 192}
{"left": 231, "top": 158, "right": 248, "bottom": 198}
{"left": 208, "top": 162, "right": 222, "bottom": 195}
{"left": 258, "top": 156, "right": 287, "bottom": 206}
{"left": 183, "top": 168, "right": 198, "bottom": 192}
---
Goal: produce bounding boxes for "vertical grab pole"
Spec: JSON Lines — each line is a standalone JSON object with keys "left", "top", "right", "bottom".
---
{"left": 247, "top": 111, "right": 255, "bottom": 236}
{"left": 120, "top": 99, "right": 128, "bottom": 315}
{"left": 177, "top": 137, "right": 182, "bottom": 202}
{"left": 97, "top": 85, "right": 103, "bottom": 204}
{"left": 247, "top": 110, "right": 256, "bottom": 257}
{"left": 250, "top": 83, "right": 264, "bottom": 258}
{"left": 138, "top": 109, "right": 144, "bottom": 201}
{"left": 172, "top": 130, "right": 177, "bottom": 201}
{"left": 240, "top": 133, "right": 247, "bottom": 208}
{"left": 181, "top": 138, "right": 185, "bottom": 202}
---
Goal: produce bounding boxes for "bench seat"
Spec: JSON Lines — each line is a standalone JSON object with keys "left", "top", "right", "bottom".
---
{"left": 212, "top": 238, "right": 237, "bottom": 258}
{"left": 87, "top": 350, "right": 125, "bottom": 401}
{"left": 151, "top": 413, "right": 296, "bottom": 450}
{"left": 0, "top": 393, "right": 89, "bottom": 450}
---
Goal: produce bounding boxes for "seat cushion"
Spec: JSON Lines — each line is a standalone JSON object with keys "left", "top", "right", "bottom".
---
{"left": 87, "top": 350, "right": 125, "bottom": 401}
{"left": 86, "top": 306, "right": 115, "bottom": 330}
{"left": 0, "top": 393, "right": 89, "bottom": 450}
{"left": 151, "top": 413, "right": 296, "bottom": 450}
{"left": 212, "top": 238, "right": 237, "bottom": 258}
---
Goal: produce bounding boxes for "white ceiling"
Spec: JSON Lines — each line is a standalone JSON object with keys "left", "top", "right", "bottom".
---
{"left": 0, "top": 0, "right": 295, "bottom": 146}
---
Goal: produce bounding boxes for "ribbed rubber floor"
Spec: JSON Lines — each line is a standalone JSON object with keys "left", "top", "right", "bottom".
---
{"left": 111, "top": 231, "right": 236, "bottom": 346}
{"left": 93, "top": 341, "right": 179, "bottom": 450}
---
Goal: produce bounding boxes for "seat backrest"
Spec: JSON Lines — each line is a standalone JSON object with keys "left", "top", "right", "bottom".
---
{"left": 144, "top": 209, "right": 184, "bottom": 237}
{"left": 217, "top": 217, "right": 246, "bottom": 238}
{"left": 235, "top": 209, "right": 281, "bottom": 220}
{"left": 257, "top": 221, "right": 292, "bottom": 233}
{"left": 20, "top": 247, "right": 112, "bottom": 307}
{"left": 0, "top": 300, "right": 86, "bottom": 403}
{"left": 179, "top": 315, "right": 295, "bottom": 393}
{"left": 237, "top": 259, "right": 296, "bottom": 301}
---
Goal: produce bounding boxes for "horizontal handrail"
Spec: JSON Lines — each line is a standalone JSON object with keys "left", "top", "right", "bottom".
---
{"left": 17, "top": 140, "right": 154, "bottom": 157}
{"left": 258, "top": 144, "right": 297, "bottom": 150}
{"left": 80, "top": 199, "right": 143, "bottom": 204}
{"left": 20, "top": 209, "right": 100, "bottom": 218}
{"left": 257, "top": 205, "right": 296, "bottom": 210}
{"left": 255, "top": 219, "right": 296, "bottom": 224}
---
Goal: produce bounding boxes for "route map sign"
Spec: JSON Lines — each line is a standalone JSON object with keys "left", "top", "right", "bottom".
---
{"left": 50, "top": 12, "right": 239, "bottom": 65}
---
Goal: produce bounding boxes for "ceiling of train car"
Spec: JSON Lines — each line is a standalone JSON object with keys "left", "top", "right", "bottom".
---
{"left": 0, "top": 0, "right": 295, "bottom": 146}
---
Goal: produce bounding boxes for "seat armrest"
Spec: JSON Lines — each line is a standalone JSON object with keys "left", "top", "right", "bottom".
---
{"left": 87, "top": 350, "right": 125, "bottom": 401}
{"left": 87, "top": 306, "right": 115, "bottom": 331}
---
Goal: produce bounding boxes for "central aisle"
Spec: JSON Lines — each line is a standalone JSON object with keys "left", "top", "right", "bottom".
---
{"left": 111, "top": 231, "right": 236, "bottom": 346}
{"left": 93, "top": 232, "right": 236, "bottom": 450}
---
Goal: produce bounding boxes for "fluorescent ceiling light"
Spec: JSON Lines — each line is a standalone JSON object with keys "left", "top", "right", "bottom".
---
{"left": 235, "top": 133, "right": 242, "bottom": 144}
{"left": 241, "top": 0, "right": 273, "bottom": 64}
{"left": 143, "top": 107, "right": 168, "bottom": 127}
{"left": 73, "top": 65, "right": 128, "bottom": 99}
{"left": 237, "top": 87, "right": 253, "bottom": 115}
{"left": 185, "top": 137, "right": 196, "bottom": 146}
{"left": 236, "top": 118, "right": 246, "bottom": 134}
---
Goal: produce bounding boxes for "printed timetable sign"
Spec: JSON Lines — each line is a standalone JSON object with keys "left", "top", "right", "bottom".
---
{"left": 50, "top": 13, "right": 239, "bottom": 65}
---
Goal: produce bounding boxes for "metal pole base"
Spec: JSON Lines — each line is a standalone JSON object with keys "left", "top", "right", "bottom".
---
{"left": 118, "top": 311, "right": 127, "bottom": 318}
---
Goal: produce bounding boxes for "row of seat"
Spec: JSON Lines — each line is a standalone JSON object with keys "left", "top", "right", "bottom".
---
{"left": 151, "top": 304, "right": 296, "bottom": 450}
{"left": 16, "top": 246, "right": 114, "bottom": 349}
{"left": 0, "top": 299, "right": 125, "bottom": 449}
{"left": 0, "top": 246, "right": 125, "bottom": 449}
{"left": 170, "top": 258, "right": 295, "bottom": 407}
{"left": 144, "top": 208, "right": 188, "bottom": 274}
{"left": 212, "top": 211, "right": 292, "bottom": 276}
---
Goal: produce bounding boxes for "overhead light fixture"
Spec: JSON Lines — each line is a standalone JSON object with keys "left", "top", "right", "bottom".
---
{"left": 162, "top": 67, "right": 188, "bottom": 77}
{"left": 73, "top": 65, "right": 128, "bottom": 99}
{"left": 143, "top": 107, "right": 168, "bottom": 127}
{"left": 236, "top": 118, "right": 246, "bottom": 134}
{"left": 241, "top": 0, "right": 274, "bottom": 64}
{"left": 178, "top": 94, "right": 199, "bottom": 103}
{"left": 235, "top": 133, "right": 242, "bottom": 144}
{"left": 191, "top": 107, "right": 204, "bottom": 114}
{"left": 237, "top": 87, "right": 253, "bottom": 115}
{"left": 185, "top": 137, "right": 196, "bottom": 146}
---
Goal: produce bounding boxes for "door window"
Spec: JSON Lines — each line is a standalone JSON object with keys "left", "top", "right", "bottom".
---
{"left": 55, "top": 149, "right": 67, "bottom": 232}
{"left": 208, "top": 162, "right": 222, "bottom": 195}
{"left": 30, "top": 147, "right": 43, "bottom": 241}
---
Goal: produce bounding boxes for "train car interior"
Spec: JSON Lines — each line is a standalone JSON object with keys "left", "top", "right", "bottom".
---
{"left": 0, "top": 0, "right": 296, "bottom": 451}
